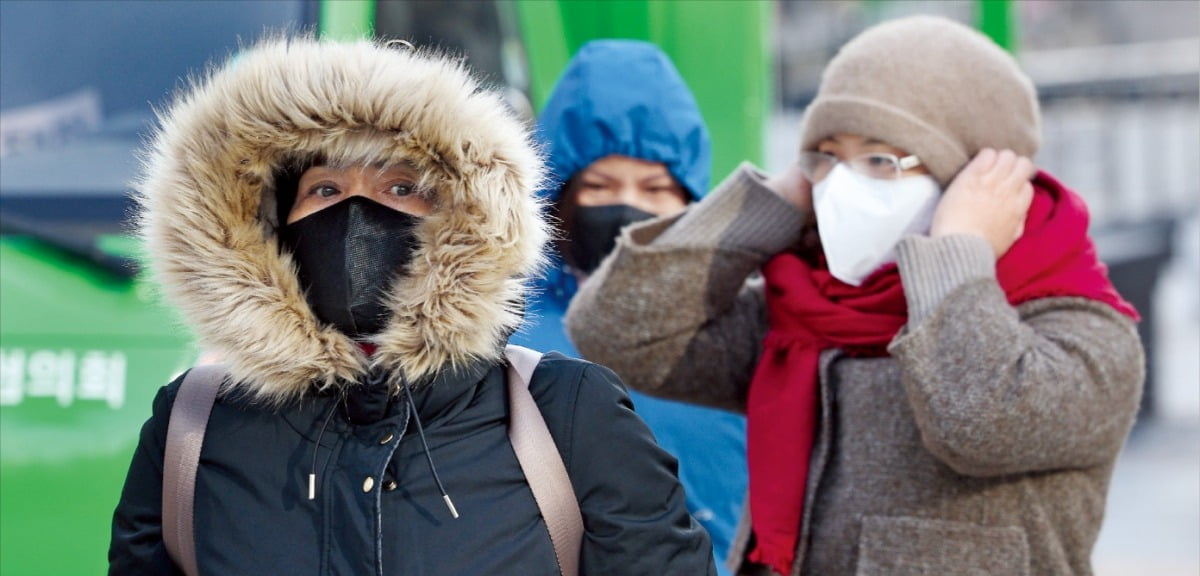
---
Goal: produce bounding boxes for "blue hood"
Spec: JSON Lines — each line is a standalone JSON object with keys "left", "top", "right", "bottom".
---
{"left": 515, "top": 45, "right": 746, "bottom": 576}
{"left": 537, "top": 40, "right": 712, "bottom": 202}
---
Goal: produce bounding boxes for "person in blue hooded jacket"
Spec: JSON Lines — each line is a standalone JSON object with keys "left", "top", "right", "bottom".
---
{"left": 508, "top": 39, "right": 748, "bottom": 573}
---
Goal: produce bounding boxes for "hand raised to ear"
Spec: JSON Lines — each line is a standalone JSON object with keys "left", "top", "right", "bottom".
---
{"left": 930, "top": 148, "right": 1037, "bottom": 259}
{"left": 764, "top": 162, "right": 813, "bottom": 216}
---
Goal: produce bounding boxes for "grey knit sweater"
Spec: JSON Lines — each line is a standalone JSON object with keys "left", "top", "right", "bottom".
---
{"left": 565, "top": 164, "right": 1144, "bottom": 576}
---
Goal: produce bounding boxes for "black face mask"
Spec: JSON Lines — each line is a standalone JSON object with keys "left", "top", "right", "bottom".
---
{"left": 280, "top": 196, "right": 422, "bottom": 339}
{"left": 568, "top": 204, "right": 656, "bottom": 274}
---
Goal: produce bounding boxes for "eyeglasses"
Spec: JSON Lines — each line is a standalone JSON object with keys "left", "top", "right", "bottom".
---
{"left": 798, "top": 151, "right": 923, "bottom": 183}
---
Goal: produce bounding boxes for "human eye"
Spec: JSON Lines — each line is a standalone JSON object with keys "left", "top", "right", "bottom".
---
{"left": 387, "top": 182, "right": 416, "bottom": 197}
{"left": 307, "top": 184, "right": 340, "bottom": 199}
{"left": 857, "top": 154, "right": 899, "bottom": 179}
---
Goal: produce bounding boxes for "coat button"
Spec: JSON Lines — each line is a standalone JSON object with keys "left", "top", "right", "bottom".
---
{"left": 362, "top": 476, "right": 375, "bottom": 493}
{"left": 379, "top": 432, "right": 394, "bottom": 445}
{"left": 383, "top": 480, "right": 398, "bottom": 492}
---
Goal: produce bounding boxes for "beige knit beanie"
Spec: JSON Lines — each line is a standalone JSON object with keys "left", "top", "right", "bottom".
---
{"left": 800, "top": 15, "right": 1041, "bottom": 187}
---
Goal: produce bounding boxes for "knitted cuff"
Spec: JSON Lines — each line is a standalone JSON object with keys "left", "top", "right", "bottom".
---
{"left": 896, "top": 234, "right": 996, "bottom": 324}
{"left": 655, "top": 162, "right": 806, "bottom": 258}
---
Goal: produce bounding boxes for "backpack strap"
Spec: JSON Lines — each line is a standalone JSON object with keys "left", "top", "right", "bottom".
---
{"left": 162, "top": 364, "right": 225, "bottom": 576}
{"left": 161, "top": 353, "right": 582, "bottom": 576}
{"left": 504, "top": 345, "right": 583, "bottom": 576}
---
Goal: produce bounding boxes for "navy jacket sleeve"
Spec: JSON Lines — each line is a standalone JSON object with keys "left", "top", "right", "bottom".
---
{"left": 535, "top": 357, "right": 717, "bottom": 575}
{"left": 109, "top": 379, "right": 184, "bottom": 576}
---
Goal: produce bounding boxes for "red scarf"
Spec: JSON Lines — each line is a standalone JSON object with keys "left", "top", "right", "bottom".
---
{"left": 745, "top": 171, "right": 1138, "bottom": 575}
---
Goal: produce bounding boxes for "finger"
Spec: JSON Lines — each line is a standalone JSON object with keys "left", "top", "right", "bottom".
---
{"left": 785, "top": 162, "right": 805, "bottom": 180}
{"left": 972, "top": 148, "right": 998, "bottom": 172}
{"left": 992, "top": 149, "right": 1018, "bottom": 180}
{"left": 1017, "top": 156, "right": 1037, "bottom": 181}
{"left": 999, "top": 155, "right": 1034, "bottom": 191}
{"left": 794, "top": 173, "right": 814, "bottom": 213}
{"left": 1013, "top": 221, "right": 1025, "bottom": 242}
{"left": 1017, "top": 181, "right": 1035, "bottom": 212}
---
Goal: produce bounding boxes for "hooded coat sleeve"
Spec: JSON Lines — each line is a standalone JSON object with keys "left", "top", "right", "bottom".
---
{"left": 565, "top": 164, "right": 806, "bottom": 412}
{"left": 552, "top": 360, "right": 717, "bottom": 575}
{"left": 109, "top": 380, "right": 184, "bottom": 575}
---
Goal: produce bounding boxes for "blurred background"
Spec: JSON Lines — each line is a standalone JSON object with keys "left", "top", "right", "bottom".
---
{"left": 0, "top": 1, "right": 1195, "bottom": 574}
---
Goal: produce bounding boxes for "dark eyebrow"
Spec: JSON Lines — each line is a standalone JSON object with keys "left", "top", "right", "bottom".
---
{"left": 582, "top": 170, "right": 619, "bottom": 182}
{"left": 638, "top": 174, "right": 675, "bottom": 186}
{"left": 825, "top": 134, "right": 886, "bottom": 147}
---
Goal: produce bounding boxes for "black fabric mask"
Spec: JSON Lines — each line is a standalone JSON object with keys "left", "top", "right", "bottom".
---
{"left": 568, "top": 204, "right": 656, "bottom": 274}
{"left": 280, "top": 196, "right": 422, "bottom": 339}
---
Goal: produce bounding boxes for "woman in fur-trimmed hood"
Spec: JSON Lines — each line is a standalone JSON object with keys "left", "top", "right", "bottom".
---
{"left": 109, "top": 36, "right": 715, "bottom": 576}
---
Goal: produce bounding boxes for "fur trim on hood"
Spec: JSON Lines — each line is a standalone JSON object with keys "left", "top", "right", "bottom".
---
{"left": 136, "top": 36, "right": 548, "bottom": 404}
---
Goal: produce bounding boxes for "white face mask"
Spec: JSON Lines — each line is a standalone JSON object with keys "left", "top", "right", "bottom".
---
{"left": 812, "top": 164, "right": 941, "bottom": 286}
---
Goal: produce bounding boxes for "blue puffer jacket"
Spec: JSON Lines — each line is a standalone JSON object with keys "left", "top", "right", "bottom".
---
{"left": 510, "top": 39, "right": 747, "bottom": 573}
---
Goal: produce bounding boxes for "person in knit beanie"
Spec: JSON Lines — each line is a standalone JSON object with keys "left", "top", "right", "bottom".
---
{"left": 799, "top": 15, "right": 1041, "bottom": 189}
{"left": 566, "top": 14, "right": 1143, "bottom": 576}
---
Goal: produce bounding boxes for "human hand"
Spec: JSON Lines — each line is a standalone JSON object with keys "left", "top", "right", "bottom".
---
{"left": 930, "top": 149, "right": 1037, "bottom": 259}
{"left": 764, "top": 162, "right": 812, "bottom": 216}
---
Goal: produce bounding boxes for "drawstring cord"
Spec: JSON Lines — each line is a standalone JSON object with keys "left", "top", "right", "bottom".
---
{"left": 309, "top": 400, "right": 338, "bottom": 500}
{"left": 305, "top": 375, "right": 458, "bottom": 520}
{"left": 401, "top": 376, "right": 459, "bottom": 519}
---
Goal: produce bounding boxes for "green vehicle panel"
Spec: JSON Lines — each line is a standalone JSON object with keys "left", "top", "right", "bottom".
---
{"left": 0, "top": 237, "right": 195, "bottom": 574}
{"left": 0, "top": 3, "right": 310, "bottom": 573}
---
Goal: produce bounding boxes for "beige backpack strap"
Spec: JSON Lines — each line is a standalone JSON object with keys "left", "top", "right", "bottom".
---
{"left": 162, "top": 364, "right": 225, "bottom": 576}
{"left": 504, "top": 345, "right": 583, "bottom": 576}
